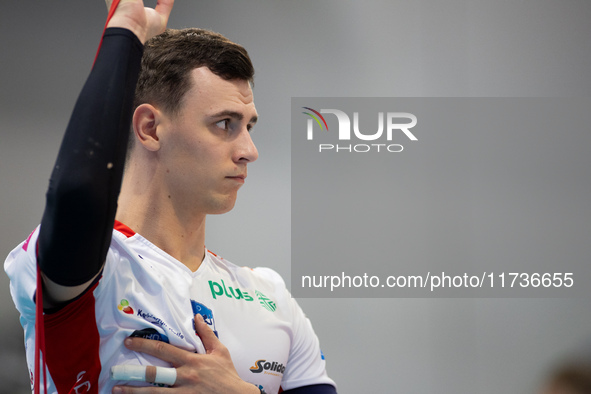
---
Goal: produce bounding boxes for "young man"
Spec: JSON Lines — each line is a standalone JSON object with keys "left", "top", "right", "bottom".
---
{"left": 4, "top": 1, "right": 336, "bottom": 393}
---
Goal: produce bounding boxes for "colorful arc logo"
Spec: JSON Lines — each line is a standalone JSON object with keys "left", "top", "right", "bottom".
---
{"left": 302, "top": 107, "right": 329, "bottom": 131}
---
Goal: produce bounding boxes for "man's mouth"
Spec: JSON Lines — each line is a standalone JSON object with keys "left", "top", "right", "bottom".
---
{"left": 226, "top": 175, "right": 246, "bottom": 183}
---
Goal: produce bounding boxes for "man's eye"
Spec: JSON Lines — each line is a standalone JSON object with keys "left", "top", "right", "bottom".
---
{"left": 216, "top": 119, "right": 230, "bottom": 130}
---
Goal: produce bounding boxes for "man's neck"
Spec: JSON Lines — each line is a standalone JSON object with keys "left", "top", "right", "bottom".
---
{"left": 116, "top": 176, "right": 207, "bottom": 272}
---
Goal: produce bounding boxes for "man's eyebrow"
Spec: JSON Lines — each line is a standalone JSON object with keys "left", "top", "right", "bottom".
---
{"left": 211, "top": 110, "right": 258, "bottom": 125}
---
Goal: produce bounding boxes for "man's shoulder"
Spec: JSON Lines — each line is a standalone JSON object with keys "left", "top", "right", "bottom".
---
{"left": 5, "top": 226, "right": 40, "bottom": 276}
{"left": 4, "top": 227, "right": 42, "bottom": 319}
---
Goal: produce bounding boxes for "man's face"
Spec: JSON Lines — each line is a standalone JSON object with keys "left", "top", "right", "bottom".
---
{"left": 158, "top": 67, "right": 258, "bottom": 215}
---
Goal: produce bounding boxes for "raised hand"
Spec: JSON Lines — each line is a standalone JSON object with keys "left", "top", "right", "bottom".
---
{"left": 105, "top": 0, "right": 174, "bottom": 43}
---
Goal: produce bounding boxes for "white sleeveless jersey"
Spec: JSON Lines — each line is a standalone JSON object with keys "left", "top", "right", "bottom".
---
{"left": 5, "top": 222, "right": 335, "bottom": 394}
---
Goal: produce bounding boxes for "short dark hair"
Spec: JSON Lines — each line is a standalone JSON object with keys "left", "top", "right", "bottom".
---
{"left": 134, "top": 28, "right": 255, "bottom": 116}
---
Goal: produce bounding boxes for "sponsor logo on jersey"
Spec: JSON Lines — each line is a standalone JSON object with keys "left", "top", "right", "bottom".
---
{"left": 117, "top": 299, "right": 134, "bottom": 314}
{"left": 191, "top": 300, "right": 219, "bottom": 338}
{"left": 208, "top": 279, "right": 254, "bottom": 301}
{"left": 208, "top": 280, "right": 277, "bottom": 312}
{"left": 255, "top": 290, "right": 276, "bottom": 312}
{"left": 73, "top": 371, "right": 91, "bottom": 393}
{"left": 119, "top": 298, "right": 186, "bottom": 340}
{"left": 136, "top": 309, "right": 185, "bottom": 340}
{"left": 130, "top": 328, "right": 169, "bottom": 343}
{"left": 249, "top": 359, "right": 286, "bottom": 376}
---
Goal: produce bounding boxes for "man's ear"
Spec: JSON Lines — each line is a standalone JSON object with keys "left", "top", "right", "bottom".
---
{"left": 132, "top": 103, "right": 162, "bottom": 152}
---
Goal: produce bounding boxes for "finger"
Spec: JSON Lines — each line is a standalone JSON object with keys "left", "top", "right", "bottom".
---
{"left": 154, "top": 0, "right": 174, "bottom": 23}
{"left": 112, "top": 385, "right": 163, "bottom": 394}
{"left": 194, "top": 313, "right": 221, "bottom": 354}
{"left": 111, "top": 365, "right": 177, "bottom": 386}
{"left": 123, "top": 337, "right": 188, "bottom": 367}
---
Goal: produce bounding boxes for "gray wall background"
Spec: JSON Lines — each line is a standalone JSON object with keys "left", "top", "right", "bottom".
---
{"left": 1, "top": 1, "right": 590, "bottom": 393}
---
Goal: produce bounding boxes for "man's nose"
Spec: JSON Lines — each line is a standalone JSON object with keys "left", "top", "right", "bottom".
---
{"left": 233, "top": 129, "right": 258, "bottom": 163}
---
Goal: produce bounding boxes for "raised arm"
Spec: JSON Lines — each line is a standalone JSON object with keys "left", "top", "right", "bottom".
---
{"left": 38, "top": 0, "right": 173, "bottom": 307}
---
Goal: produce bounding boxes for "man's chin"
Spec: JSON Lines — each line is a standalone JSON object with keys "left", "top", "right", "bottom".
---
{"left": 207, "top": 196, "right": 237, "bottom": 215}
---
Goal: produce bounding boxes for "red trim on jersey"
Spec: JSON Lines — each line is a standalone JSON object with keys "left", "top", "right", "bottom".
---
{"left": 114, "top": 220, "right": 136, "bottom": 238}
{"left": 23, "top": 229, "right": 35, "bottom": 251}
{"left": 35, "top": 263, "right": 47, "bottom": 394}
{"left": 44, "top": 281, "right": 101, "bottom": 393}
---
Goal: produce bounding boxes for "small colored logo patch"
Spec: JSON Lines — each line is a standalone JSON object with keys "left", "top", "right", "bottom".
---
{"left": 191, "top": 300, "right": 219, "bottom": 338}
{"left": 118, "top": 299, "right": 134, "bottom": 314}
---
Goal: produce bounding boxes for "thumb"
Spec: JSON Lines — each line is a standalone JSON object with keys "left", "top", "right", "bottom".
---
{"left": 194, "top": 314, "right": 220, "bottom": 354}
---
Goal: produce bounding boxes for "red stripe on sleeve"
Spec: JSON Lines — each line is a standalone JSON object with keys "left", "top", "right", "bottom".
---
{"left": 44, "top": 282, "right": 101, "bottom": 393}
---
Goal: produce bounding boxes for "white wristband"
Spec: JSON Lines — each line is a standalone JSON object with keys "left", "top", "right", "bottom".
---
{"left": 111, "top": 365, "right": 177, "bottom": 386}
